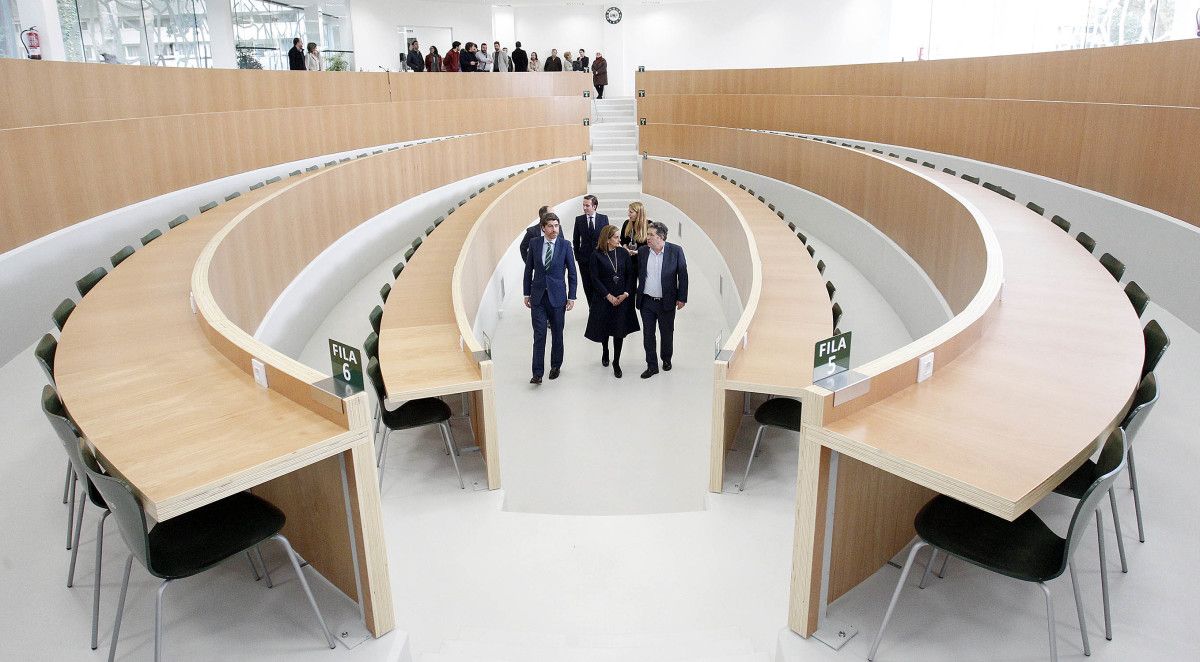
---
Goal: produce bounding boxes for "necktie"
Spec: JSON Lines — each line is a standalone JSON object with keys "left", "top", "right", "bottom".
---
{"left": 544, "top": 241, "right": 553, "bottom": 269}
{"left": 588, "top": 216, "right": 594, "bottom": 233}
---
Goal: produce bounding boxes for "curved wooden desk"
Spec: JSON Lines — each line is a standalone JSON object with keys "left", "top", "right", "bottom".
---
{"left": 380, "top": 160, "right": 587, "bottom": 489}
{"left": 642, "top": 158, "right": 832, "bottom": 491}
{"left": 640, "top": 124, "right": 1143, "bottom": 635}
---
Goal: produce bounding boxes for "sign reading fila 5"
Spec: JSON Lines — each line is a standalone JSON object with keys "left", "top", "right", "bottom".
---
{"left": 813, "top": 331, "right": 852, "bottom": 381}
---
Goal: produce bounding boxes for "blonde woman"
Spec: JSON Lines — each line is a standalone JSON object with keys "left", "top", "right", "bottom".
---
{"left": 620, "top": 201, "right": 648, "bottom": 255}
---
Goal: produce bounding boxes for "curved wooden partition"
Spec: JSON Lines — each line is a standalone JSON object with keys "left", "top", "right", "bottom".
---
{"left": 0, "top": 61, "right": 591, "bottom": 252}
{"left": 642, "top": 158, "right": 831, "bottom": 491}
{"left": 635, "top": 41, "right": 1200, "bottom": 229}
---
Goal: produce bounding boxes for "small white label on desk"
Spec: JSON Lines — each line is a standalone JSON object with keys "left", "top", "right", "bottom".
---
{"left": 251, "top": 358, "right": 268, "bottom": 388}
{"left": 188, "top": 291, "right": 196, "bottom": 314}
{"left": 917, "top": 352, "right": 935, "bottom": 382}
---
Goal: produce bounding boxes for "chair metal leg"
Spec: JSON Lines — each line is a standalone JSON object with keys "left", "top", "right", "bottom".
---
{"left": 63, "top": 460, "right": 73, "bottom": 504}
{"left": 738, "top": 425, "right": 766, "bottom": 492}
{"left": 256, "top": 545, "right": 273, "bottom": 588}
{"left": 91, "top": 510, "right": 110, "bottom": 650}
{"left": 67, "top": 490, "right": 87, "bottom": 586}
{"left": 1068, "top": 560, "right": 1091, "bottom": 656}
{"left": 1038, "top": 582, "right": 1059, "bottom": 662}
{"left": 66, "top": 472, "right": 77, "bottom": 549}
{"left": 377, "top": 428, "right": 391, "bottom": 489}
{"left": 1096, "top": 510, "right": 1113, "bottom": 641}
{"left": 107, "top": 554, "right": 134, "bottom": 662}
{"left": 441, "top": 422, "right": 464, "bottom": 489}
{"left": 246, "top": 550, "right": 262, "bottom": 581}
{"left": 155, "top": 579, "right": 171, "bottom": 662}
{"left": 272, "top": 534, "right": 337, "bottom": 649}
{"left": 1127, "top": 448, "right": 1145, "bottom": 542}
{"left": 868, "top": 541, "right": 926, "bottom": 661}
{"left": 918, "top": 549, "right": 938, "bottom": 589}
{"left": 936, "top": 551, "right": 950, "bottom": 578}
{"left": 1108, "top": 488, "right": 1128, "bottom": 573}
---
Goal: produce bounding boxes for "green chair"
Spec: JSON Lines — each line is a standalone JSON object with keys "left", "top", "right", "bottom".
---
{"left": 434, "top": 216, "right": 445, "bottom": 227}
{"left": 110, "top": 246, "right": 134, "bottom": 268}
{"left": 905, "top": 156, "right": 918, "bottom": 163}
{"left": 412, "top": 236, "right": 424, "bottom": 249}
{"left": 290, "top": 169, "right": 303, "bottom": 176}
{"left": 787, "top": 222, "right": 796, "bottom": 232}
{"left": 199, "top": 200, "right": 218, "bottom": 213}
{"left": 224, "top": 192, "right": 241, "bottom": 202}
{"left": 404, "top": 247, "right": 417, "bottom": 261}
{"left": 921, "top": 161, "right": 934, "bottom": 169}
{"left": 167, "top": 214, "right": 188, "bottom": 228}
{"left": 737, "top": 398, "right": 802, "bottom": 491}
{"left": 369, "top": 305, "right": 384, "bottom": 336}
{"left": 816, "top": 260, "right": 826, "bottom": 275}
{"left": 306, "top": 165, "right": 319, "bottom": 172}
{"left": 797, "top": 231, "right": 807, "bottom": 244}
{"left": 1098, "top": 253, "right": 1125, "bottom": 281}
{"left": 806, "top": 245, "right": 815, "bottom": 258}
{"left": 43, "top": 385, "right": 111, "bottom": 650}
{"left": 249, "top": 182, "right": 264, "bottom": 190}
{"left": 35, "top": 333, "right": 58, "bottom": 384}
{"left": 1027, "top": 202, "right": 1045, "bottom": 216}
{"left": 825, "top": 281, "right": 836, "bottom": 301}
{"left": 869, "top": 428, "right": 1128, "bottom": 662}
{"left": 380, "top": 283, "right": 391, "bottom": 303}
{"left": 84, "top": 455, "right": 335, "bottom": 662}
{"left": 1000, "top": 189, "right": 1017, "bottom": 201}
{"left": 942, "top": 167, "right": 956, "bottom": 176}
{"left": 961, "top": 174, "right": 980, "bottom": 185}
{"left": 51, "top": 298, "right": 76, "bottom": 332}
{"left": 1141, "top": 319, "right": 1169, "bottom": 378}
{"left": 832, "top": 303, "right": 843, "bottom": 329}
{"left": 367, "top": 357, "right": 461, "bottom": 489}
{"left": 1050, "top": 215, "right": 1071, "bottom": 232}
{"left": 1121, "top": 373, "right": 1159, "bottom": 543}
{"left": 76, "top": 267, "right": 107, "bottom": 297}
{"left": 1124, "top": 281, "right": 1149, "bottom": 317}
{"left": 265, "top": 175, "right": 282, "bottom": 184}
{"left": 141, "top": 229, "right": 162, "bottom": 246}
{"left": 1076, "top": 232, "right": 1096, "bottom": 254}
{"left": 364, "top": 332, "right": 381, "bottom": 435}
{"left": 392, "top": 262, "right": 405, "bottom": 279}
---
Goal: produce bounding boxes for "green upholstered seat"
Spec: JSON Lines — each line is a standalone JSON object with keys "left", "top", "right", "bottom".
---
{"left": 369, "top": 306, "right": 383, "bottom": 335}
{"left": 1099, "top": 252, "right": 1125, "bottom": 281}
{"left": 1051, "top": 215, "right": 1071, "bottom": 232}
{"left": 1124, "top": 281, "right": 1149, "bottom": 317}
{"left": 110, "top": 245, "right": 135, "bottom": 268}
{"left": 816, "top": 260, "right": 826, "bottom": 275}
{"left": 35, "top": 333, "right": 57, "bottom": 383}
{"left": 1027, "top": 202, "right": 1045, "bottom": 216}
{"left": 141, "top": 229, "right": 162, "bottom": 245}
{"left": 1076, "top": 232, "right": 1096, "bottom": 254}
{"left": 832, "top": 303, "right": 843, "bottom": 329}
{"left": 366, "top": 357, "right": 462, "bottom": 489}
{"left": 392, "top": 262, "right": 405, "bottom": 279}
{"left": 51, "top": 298, "right": 76, "bottom": 332}
{"left": 76, "top": 267, "right": 107, "bottom": 296}
{"left": 168, "top": 214, "right": 189, "bottom": 228}
{"left": 961, "top": 174, "right": 980, "bottom": 184}
{"left": 364, "top": 332, "right": 379, "bottom": 360}
{"left": 199, "top": 201, "right": 218, "bottom": 213}
{"left": 1141, "top": 319, "right": 1169, "bottom": 377}
{"left": 826, "top": 281, "right": 836, "bottom": 301}
{"left": 379, "top": 283, "right": 391, "bottom": 303}
{"left": 224, "top": 192, "right": 240, "bottom": 202}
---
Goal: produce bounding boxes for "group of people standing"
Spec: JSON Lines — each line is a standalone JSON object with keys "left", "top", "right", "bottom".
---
{"left": 287, "top": 37, "right": 324, "bottom": 71}
{"left": 404, "top": 40, "right": 609, "bottom": 98}
{"left": 521, "top": 197, "right": 688, "bottom": 383}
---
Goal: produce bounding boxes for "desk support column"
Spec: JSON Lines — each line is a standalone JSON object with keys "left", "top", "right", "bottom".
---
{"left": 341, "top": 434, "right": 395, "bottom": 636}
{"left": 788, "top": 428, "right": 831, "bottom": 637}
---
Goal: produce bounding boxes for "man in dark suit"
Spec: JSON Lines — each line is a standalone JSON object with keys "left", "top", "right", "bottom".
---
{"left": 288, "top": 38, "right": 306, "bottom": 71}
{"left": 512, "top": 42, "right": 528, "bottom": 72}
{"left": 635, "top": 221, "right": 688, "bottom": 379}
{"left": 519, "top": 205, "right": 551, "bottom": 264}
{"left": 524, "top": 213, "right": 578, "bottom": 383}
{"left": 572, "top": 195, "right": 608, "bottom": 305}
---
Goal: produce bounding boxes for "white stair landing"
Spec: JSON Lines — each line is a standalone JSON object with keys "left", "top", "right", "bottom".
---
{"left": 422, "top": 626, "right": 769, "bottom": 662}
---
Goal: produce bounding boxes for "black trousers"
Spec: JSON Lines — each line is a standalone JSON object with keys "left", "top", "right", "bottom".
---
{"left": 577, "top": 258, "right": 595, "bottom": 304}
{"left": 594, "top": 84, "right": 605, "bottom": 99}
{"left": 640, "top": 297, "right": 676, "bottom": 369}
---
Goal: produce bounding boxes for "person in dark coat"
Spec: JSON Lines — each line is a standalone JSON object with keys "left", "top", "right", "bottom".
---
{"left": 635, "top": 221, "right": 688, "bottom": 378}
{"left": 444, "top": 41, "right": 461, "bottom": 72}
{"left": 520, "top": 205, "right": 552, "bottom": 264}
{"left": 288, "top": 38, "right": 306, "bottom": 70}
{"left": 544, "top": 49, "right": 563, "bottom": 72}
{"left": 585, "top": 225, "right": 640, "bottom": 377}
{"left": 405, "top": 41, "right": 424, "bottom": 71}
{"left": 512, "top": 42, "right": 528, "bottom": 72}
{"left": 592, "top": 52, "right": 608, "bottom": 99}
{"left": 577, "top": 49, "right": 589, "bottom": 72}
{"left": 460, "top": 42, "right": 478, "bottom": 72}
{"left": 572, "top": 194, "right": 609, "bottom": 307}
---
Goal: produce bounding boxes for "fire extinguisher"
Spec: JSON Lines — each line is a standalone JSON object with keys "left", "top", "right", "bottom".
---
{"left": 20, "top": 26, "right": 42, "bottom": 60}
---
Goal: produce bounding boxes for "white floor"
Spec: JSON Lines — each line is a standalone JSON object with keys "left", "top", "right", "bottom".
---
{"left": 4, "top": 210, "right": 1198, "bottom": 660}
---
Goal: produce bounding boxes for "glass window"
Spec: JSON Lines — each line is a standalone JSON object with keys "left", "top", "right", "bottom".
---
{"left": 58, "top": 0, "right": 211, "bottom": 66}
{"left": 233, "top": 0, "right": 304, "bottom": 70}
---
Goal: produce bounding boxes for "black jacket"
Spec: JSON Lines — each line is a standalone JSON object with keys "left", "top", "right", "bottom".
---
{"left": 288, "top": 46, "right": 306, "bottom": 71}
{"left": 461, "top": 50, "right": 478, "bottom": 72}
{"left": 406, "top": 49, "right": 424, "bottom": 71}
{"left": 512, "top": 48, "right": 528, "bottom": 72}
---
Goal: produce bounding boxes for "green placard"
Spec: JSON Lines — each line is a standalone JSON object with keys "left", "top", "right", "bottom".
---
{"left": 583, "top": 90, "right": 591, "bottom": 98}
{"left": 639, "top": 117, "right": 647, "bottom": 126}
{"left": 813, "top": 331, "right": 852, "bottom": 381}
{"left": 638, "top": 89, "right": 646, "bottom": 97}
{"left": 329, "top": 339, "right": 364, "bottom": 390}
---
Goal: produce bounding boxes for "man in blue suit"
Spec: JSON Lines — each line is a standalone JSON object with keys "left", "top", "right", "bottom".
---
{"left": 524, "top": 212, "right": 578, "bottom": 384}
{"left": 572, "top": 195, "right": 609, "bottom": 305}
{"left": 635, "top": 221, "right": 688, "bottom": 379}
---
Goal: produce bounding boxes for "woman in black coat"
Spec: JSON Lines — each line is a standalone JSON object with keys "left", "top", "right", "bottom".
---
{"left": 585, "top": 225, "right": 640, "bottom": 377}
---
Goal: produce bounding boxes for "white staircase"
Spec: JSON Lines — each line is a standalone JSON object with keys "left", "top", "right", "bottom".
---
{"left": 588, "top": 97, "right": 642, "bottom": 220}
{"left": 421, "top": 626, "right": 769, "bottom": 662}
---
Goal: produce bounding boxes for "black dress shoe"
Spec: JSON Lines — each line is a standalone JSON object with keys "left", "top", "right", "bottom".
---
{"left": 613, "top": 363, "right": 622, "bottom": 378}
{"left": 548, "top": 367, "right": 560, "bottom": 380}
{"left": 602, "top": 354, "right": 610, "bottom": 367}
{"left": 640, "top": 368, "right": 658, "bottom": 379}
{"left": 663, "top": 360, "right": 672, "bottom": 371}
{"left": 530, "top": 375, "right": 542, "bottom": 384}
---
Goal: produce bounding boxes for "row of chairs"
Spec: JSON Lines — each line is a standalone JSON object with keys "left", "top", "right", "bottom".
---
{"left": 667, "top": 158, "right": 814, "bottom": 492}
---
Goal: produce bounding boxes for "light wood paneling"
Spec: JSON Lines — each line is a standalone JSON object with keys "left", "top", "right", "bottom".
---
{"left": 0, "top": 96, "right": 588, "bottom": 253}
{"left": 636, "top": 40, "right": 1200, "bottom": 107}
{"left": 205, "top": 125, "right": 585, "bottom": 334}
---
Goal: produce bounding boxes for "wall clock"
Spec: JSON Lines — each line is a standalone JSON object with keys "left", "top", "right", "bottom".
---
{"left": 605, "top": 7, "right": 623, "bottom": 24}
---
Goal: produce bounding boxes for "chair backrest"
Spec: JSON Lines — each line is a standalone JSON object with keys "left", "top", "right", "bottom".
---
{"left": 199, "top": 200, "right": 219, "bottom": 213}
{"left": 1076, "top": 232, "right": 1096, "bottom": 254}
{"left": 404, "top": 246, "right": 417, "bottom": 261}
{"left": 1026, "top": 202, "right": 1045, "bottom": 216}
{"left": 1050, "top": 215, "right": 1071, "bottom": 232}
{"left": 224, "top": 192, "right": 241, "bottom": 202}
{"left": 807, "top": 245, "right": 815, "bottom": 258}
{"left": 826, "top": 281, "right": 836, "bottom": 300}
{"left": 35, "top": 333, "right": 57, "bottom": 383}
{"left": 76, "top": 267, "right": 107, "bottom": 297}
{"left": 366, "top": 356, "right": 387, "bottom": 402}
{"left": 80, "top": 450, "right": 154, "bottom": 574}
{"left": 1124, "top": 281, "right": 1149, "bottom": 317}
{"left": 961, "top": 174, "right": 980, "bottom": 185}
{"left": 1121, "top": 372, "right": 1159, "bottom": 444}
{"left": 392, "top": 262, "right": 405, "bottom": 279}
{"left": 51, "top": 298, "right": 76, "bottom": 332}
{"left": 42, "top": 385, "right": 104, "bottom": 509}
{"left": 380, "top": 283, "right": 391, "bottom": 303}
{"left": 168, "top": 214, "right": 189, "bottom": 228}
{"left": 110, "top": 245, "right": 135, "bottom": 268}
{"left": 141, "top": 229, "right": 162, "bottom": 246}
{"left": 797, "top": 232, "right": 807, "bottom": 244}
{"left": 364, "top": 332, "right": 379, "bottom": 360}
{"left": 816, "top": 260, "right": 826, "bottom": 275}
{"left": 1062, "top": 428, "right": 1127, "bottom": 563}
{"left": 1141, "top": 319, "right": 1169, "bottom": 377}
{"left": 1098, "top": 252, "right": 1125, "bottom": 281}
{"left": 412, "top": 236, "right": 423, "bottom": 249}
{"left": 832, "top": 302, "right": 843, "bottom": 328}
{"left": 369, "top": 305, "right": 384, "bottom": 335}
